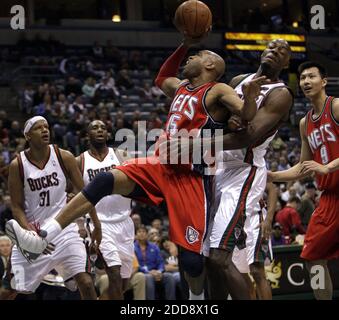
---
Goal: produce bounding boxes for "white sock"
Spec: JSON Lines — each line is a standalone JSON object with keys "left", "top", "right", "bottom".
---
{"left": 42, "top": 219, "right": 62, "bottom": 242}
{"left": 189, "top": 290, "right": 204, "bottom": 300}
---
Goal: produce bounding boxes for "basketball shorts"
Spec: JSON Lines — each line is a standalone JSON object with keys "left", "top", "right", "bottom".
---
{"left": 116, "top": 157, "right": 212, "bottom": 254}
{"left": 301, "top": 191, "right": 339, "bottom": 261}
{"left": 10, "top": 223, "right": 87, "bottom": 293}
{"left": 208, "top": 165, "right": 267, "bottom": 252}
{"left": 90, "top": 217, "right": 135, "bottom": 278}
{"left": 232, "top": 207, "right": 273, "bottom": 273}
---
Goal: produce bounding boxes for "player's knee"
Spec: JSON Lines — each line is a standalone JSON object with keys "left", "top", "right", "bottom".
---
{"left": 77, "top": 274, "right": 95, "bottom": 292}
{"left": 82, "top": 171, "right": 114, "bottom": 206}
{"left": 179, "top": 250, "right": 204, "bottom": 277}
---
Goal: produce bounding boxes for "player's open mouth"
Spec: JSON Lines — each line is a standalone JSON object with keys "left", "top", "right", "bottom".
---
{"left": 304, "top": 87, "right": 312, "bottom": 93}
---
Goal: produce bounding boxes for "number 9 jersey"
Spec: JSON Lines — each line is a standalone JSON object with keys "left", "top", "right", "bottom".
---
{"left": 306, "top": 96, "right": 339, "bottom": 193}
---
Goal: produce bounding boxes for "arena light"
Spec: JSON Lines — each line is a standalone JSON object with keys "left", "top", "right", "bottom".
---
{"left": 225, "top": 32, "right": 305, "bottom": 42}
{"left": 292, "top": 21, "right": 299, "bottom": 28}
{"left": 226, "top": 44, "right": 306, "bottom": 52}
{"left": 112, "top": 14, "right": 121, "bottom": 22}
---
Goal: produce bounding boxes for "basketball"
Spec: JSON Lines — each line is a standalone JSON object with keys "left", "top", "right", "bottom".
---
{"left": 174, "top": 0, "right": 212, "bottom": 38}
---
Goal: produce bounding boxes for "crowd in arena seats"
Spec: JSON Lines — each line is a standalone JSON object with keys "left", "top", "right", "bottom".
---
{"left": 0, "top": 40, "right": 321, "bottom": 299}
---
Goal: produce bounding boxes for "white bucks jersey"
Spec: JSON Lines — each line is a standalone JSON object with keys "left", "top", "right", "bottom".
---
{"left": 82, "top": 148, "right": 131, "bottom": 223}
{"left": 19, "top": 145, "right": 67, "bottom": 225}
{"left": 221, "top": 73, "right": 286, "bottom": 168}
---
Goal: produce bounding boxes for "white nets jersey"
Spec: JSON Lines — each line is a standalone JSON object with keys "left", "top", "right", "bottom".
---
{"left": 18, "top": 145, "right": 67, "bottom": 225}
{"left": 220, "top": 73, "right": 287, "bottom": 168}
{"left": 81, "top": 148, "right": 131, "bottom": 223}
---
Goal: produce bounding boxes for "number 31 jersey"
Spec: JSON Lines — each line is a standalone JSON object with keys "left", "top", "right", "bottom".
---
{"left": 306, "top": 96, "right": 339, "bottom": 192}
{"left": 18, "top": 145, "right": 67, "bottom": 225}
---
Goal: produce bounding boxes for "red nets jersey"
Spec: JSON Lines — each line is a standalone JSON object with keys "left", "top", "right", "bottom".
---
{"left": 306, "top": 96, "right": 339, "bottom": 192}
{"left": 165, "top": 81, "right": 221, "bottom": 137}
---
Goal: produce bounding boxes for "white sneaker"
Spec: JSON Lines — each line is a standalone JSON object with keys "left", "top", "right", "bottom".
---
{"left": 6, "top": 219, "right": 48, "bottom": 263}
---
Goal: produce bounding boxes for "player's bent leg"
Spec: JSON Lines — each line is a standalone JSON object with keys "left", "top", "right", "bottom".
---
{"left": 305, "top": 260, "right": 333, "bottom": 300}
{"left": 100, "top": 265, "right": 123, "bottom": 300}
{"left": 56, "top": 170, "right": 135, "bottom": 229}
{"left": 249, "top": 262, "right": 272, "bottom": 300}
{"left": 73, "top": 272, "right": 97, "bottom": 300}
{"left": 178, "top": 248, "right": 205, "bottom": 299}
{"left": 208, "top": 248, "right": 251, "bottom": 300}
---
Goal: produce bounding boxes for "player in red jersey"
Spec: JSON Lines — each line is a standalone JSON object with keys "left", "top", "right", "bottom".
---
{"left": 6, "top": 36, "right": 267, "bottom": 300}
{"left": 269, "top": 61, "right": 339, "bottom": 300}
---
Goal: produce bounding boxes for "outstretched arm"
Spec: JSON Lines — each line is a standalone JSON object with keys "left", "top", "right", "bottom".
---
{"left": 269, "top": 117, "right": 313, "bottom": 182}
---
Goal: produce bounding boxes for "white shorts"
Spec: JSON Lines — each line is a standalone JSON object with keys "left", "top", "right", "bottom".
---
{"left": 90, "top": 217, "right": 135, "bottom": 279}
{"left": 10, "top": 223, "right": 87, "bottom": 293}
{"left": 232, "top": 208, "right": 273, "bottom": 273}
{"left": 208, "top": 165, "right": 267, "bottom": 252}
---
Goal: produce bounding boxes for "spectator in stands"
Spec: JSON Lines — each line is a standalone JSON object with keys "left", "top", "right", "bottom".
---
{"left": 21, "top": 84, "right": 35, "bottom": 114}
{"left": 275, "top": 197, "right": 306, "bottom": 238}
{"left": 92, "top": 41, "right": 104, "bottom": 59}
{"left": 131, "top": 212, "right": 142, "bottom": 231}
{"left": 0, "top": 235, "right": 12, "bottom": 286}
{"left": 299, "top": 182, "right": 317, "bottom": 229}
{"left": 134, "top": 225, "right": 176, "bottom": 300}
{"left": 147, "top": 111, "right": 163, "bottom": 130}
{"left": 271, "top": 136, "right": 287, "bottom": 151}
{"left": 104, "top": 41, "right": 121, "bottom": 64}
{"left": 159, "top": 237, "right": 182, "bottom": 297}
{"left": 93, "top": 76, "right": 116, "bottom": 104}
{"left": 65, "top": 76, "right": 82, "bottom": 98}
{"left": 116, "top": 69, "right": 134, "bottom": 90}
{"left": 9, "top": 121, "right": 25, "bottom": 149}
{"left": 34, "top": 93, "right": 53, "bottom": 116}
{"left": 148, "top": 228, "right": 160, "bottom": 244}
{"left": 82, "top": 77, "right": 96, "bottom": 99}
{"left": 151, "top": 84, "right": 166, "bottom": 100}
{"left": 68, "top": 96, "right": 85, "bottom": 115}
{"left": 125, "top": 254, "right": 146, "bottom": 300}
{"left": 271, "top": 222, "right": 287, "bottom": 246}
{"left": 0, "top": 111, "right": 12, "bottom": 130}
{"left": 140, "top": 83, "right": 153, "bottom": 100}
{"left": 151, "top": 218, "right": 163, "bottom": 236}
{"left": 278, "top": 156, "right": 291, "bottom": 171}
{"left": 0, "top": 121, "right": 8, "bottom": 145}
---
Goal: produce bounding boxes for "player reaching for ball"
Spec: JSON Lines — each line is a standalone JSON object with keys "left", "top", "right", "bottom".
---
{"left": 6, "top": 7, "right": 269, "bottom": 300}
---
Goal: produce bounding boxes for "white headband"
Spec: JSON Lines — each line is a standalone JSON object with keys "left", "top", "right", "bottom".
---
{"left": 24, "top": 116, "right": 47, "bottom": 136}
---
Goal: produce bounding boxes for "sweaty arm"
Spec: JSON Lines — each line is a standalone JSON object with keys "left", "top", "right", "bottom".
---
{"left": 270, "top": 117, "right": 313, "bottom": 182}
{"left": 213, "top": 87, "right": 293, "bottom": 149}
{"left": 62, "top": 150, "right": 101, "bottom": 229}
{"left": 265, "top": 182, "right": 278, "bottom": 224}
{"left": 8, "top": 159, "right": 32, "bottom": 230}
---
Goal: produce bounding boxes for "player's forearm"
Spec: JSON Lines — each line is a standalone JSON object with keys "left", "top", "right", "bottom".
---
{"left": 240, "top": 97, "right": 257, "bottom": 121}
{"left": 11, "top": 208, "right": 31, "bottom": 230}
{"left": 88, "top": 208, "right": 101, "bottom": 228}
{"left": 325, "top": 157, "right": 339, "bottom": 173}
{"left": 154, "top": 44, "right": 188, "bottom": 88}
{"left": 266, "top": 184, "right": 278, "bottom": 223}
{"left": 271, "top": 163, "right": 310, "bottom": 182}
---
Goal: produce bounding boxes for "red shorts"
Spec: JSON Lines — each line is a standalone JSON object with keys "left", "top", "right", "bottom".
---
{"left": 301, "top": 192, "right": 339, "bottom": 261}
{"left": 116, "top": 157, "right": 211, "bottom": 253}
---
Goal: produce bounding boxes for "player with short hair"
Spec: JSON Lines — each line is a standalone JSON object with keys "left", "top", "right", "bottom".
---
{"left": 2, "top": 116, "right": 99, "bottom": 299}
{"left": 269, "top": 61, "right": 339, "bottom": 300}
{"left": 78, "top": 120, "right": 134, "bottom": 300}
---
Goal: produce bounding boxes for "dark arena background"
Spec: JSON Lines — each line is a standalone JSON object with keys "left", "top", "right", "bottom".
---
{"left": 0, "top": 0, "right": 338, "bottom": 306}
